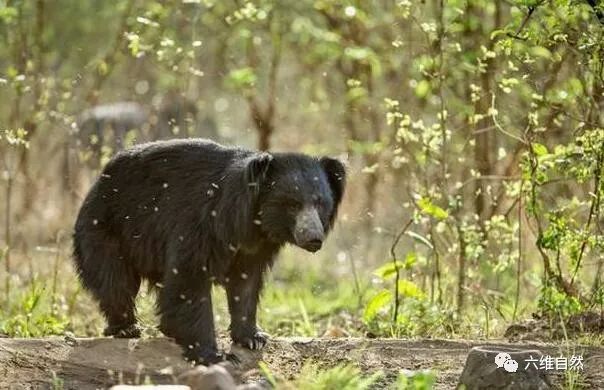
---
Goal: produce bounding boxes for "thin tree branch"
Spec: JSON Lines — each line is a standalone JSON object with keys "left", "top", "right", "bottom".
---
{"left": 571, "top": 147, "right": 603, "bottom": 283}
{"left": 507, "top": 5, "right": 538, "bottom": 40}
{"left": 391, "top": 218, "right": 414, "bottom": 325}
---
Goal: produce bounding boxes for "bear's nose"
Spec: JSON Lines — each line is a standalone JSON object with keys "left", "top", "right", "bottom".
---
{"left": 297, "top": 237, "right": 323, "bottom": 252}
{"left": 294, "top": 206, "right": 325, "bottom": 253}
{"left": 300, "top": 236, "right": 323, "bottom": 252}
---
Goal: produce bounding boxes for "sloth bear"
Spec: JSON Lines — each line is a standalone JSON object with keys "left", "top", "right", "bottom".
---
{"left": 73, "top": 139, "right": 346, "bottom": 364}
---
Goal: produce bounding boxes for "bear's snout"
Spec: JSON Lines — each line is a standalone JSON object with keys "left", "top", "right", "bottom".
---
{"left": 293, "top": 206, "right": 325, "bottom": 252}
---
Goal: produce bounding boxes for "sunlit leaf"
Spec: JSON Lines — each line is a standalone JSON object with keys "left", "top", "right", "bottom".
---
{"left": 418, "top": 197, "right": 448, "bottom": 220}
{"left": 363, "top": 290, "right": 392, "bottom": 323}
{"left": 225, "top": 67, "right": 257, "bottom": 90}
{"left": 373, "top": 261, "right": 405, "bottom": 279}
{"left": 414, "top": 80, "right": 431, "bottom": 98}
{"left": 397, "top": 280, "right": 424, "bottom": 299}
{"left": 532, "top": 143, "right": 548, "bottom": 156}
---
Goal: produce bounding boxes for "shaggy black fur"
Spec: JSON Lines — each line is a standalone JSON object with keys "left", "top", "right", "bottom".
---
{"left": 73, "top": 138, "right": 345, "bottom": 364}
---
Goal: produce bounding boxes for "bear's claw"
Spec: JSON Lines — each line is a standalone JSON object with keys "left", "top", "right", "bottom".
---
{"left": 235, "top": 330, "right": 269, "bottom": 350}
{"left": 186, "top": 349, "right": 240, "bottom": 366}
{"left": 104, "top": 323, "right": 142, "bottom": 338}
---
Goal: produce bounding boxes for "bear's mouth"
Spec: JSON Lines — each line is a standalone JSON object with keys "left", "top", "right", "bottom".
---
{"left": 297, "top": 239, "right": 323, "bottom": 252}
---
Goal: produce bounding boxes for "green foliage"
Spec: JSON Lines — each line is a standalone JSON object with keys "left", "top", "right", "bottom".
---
{"left": 255, "top": 256, "right": 362, "bottom": 337}
{"left": 363, "top": 290, "right": 392, "bottom": 324}
{"left": 538, "top": 284, "right": 582, "bottom": 318}
{"left": 362, "top": 0, "right": 604, "bottom": 335}
{"left": 522, "top": 129, "right": 604, "bottom": 314}
{"left": 266, "top": 361, "right": 435, "bottom": 390}
{"left": 50, "top": 372, "right": 65, "bottom": 390}
{"left": 0, "top": 280, "right": 68, "bottom": 337}
{"left": 395, "top": 370, "right": 436, "bottom": 390}
{"left": 291, "top": 362, "right": 382, "bottom": 390}
{"left": 225, "top": 67, "right": 257, "bottom": 92}
{"left": 363, "top": 251, "right": 454, "bottom": 337}
{"left": 417, "top": 197, "right": 449, "bottom": 221}
{"left": 0, "top": 5, "right": 18, "bottom": 24}
{"left": 258, "top": 361, "right": 278, "bottom": 388}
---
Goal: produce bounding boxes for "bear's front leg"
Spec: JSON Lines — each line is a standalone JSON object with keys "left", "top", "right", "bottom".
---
{"left": 226, "top": 263, "right": 269, "bottom": 350}
{"left": 158, "top": 268, "right": 228, "bottom": 365}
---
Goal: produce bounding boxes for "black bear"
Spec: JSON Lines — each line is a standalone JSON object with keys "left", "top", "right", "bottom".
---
{"left": 73, "top": 139, "right": 345, "bottom": 364}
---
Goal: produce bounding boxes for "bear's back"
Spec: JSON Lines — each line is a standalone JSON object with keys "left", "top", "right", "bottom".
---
{"left": 75, "top": 138, "right": 260, "bottom": 279}
{"left": 78, "top": 139, "right": 251, "bottom": 237}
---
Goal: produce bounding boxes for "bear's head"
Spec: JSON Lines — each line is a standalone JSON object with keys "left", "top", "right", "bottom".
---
{"left": 245, "top": 152, "right": 346, "bottom": 252}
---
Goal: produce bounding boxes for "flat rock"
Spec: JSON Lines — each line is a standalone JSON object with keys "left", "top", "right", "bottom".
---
{"left": 111, "top": 387, "right": 190, "bottom": 390}
{"left": 459, "top": 346, "right": 552, "bottom": 389}
{"left": 178, "top": 364, "right": 236, "bottom": 390}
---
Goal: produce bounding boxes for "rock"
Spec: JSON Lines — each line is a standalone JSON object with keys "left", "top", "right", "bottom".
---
{"left": 64, "top": 332, "right": 78, "bottom": 346}
{"left": 178, "top": 364, "right": 237, "bottom": 390}
{"left": 458, "top": 346, "right": 553, "bottom": 389}
{"left": 321, "top": 326, "right": 350, "bottom": 338}
{"left": 236, "top": 379, "right": 271, "bottom": 390}
{"left": 110, "top": 386, "right": 190, "bottom": 390}
{"left": 236, "top": 383, "right": 266, "bottom": 390}
{"left": 217, "top": 361, "right": 239, "bottom": 378}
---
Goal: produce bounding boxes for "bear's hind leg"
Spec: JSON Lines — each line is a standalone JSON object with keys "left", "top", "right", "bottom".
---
{"left": 74, "top": 235, "right": 142, "bottom": 338}
{"left": 99, "top": 262, "right": 141, "bottom": 338}
{"left": 100, "top": 269, "right": 142, "bottom": 339}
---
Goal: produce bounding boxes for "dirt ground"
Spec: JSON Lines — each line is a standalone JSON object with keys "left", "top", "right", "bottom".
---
{"left": 0, "top": 337, "right": 603, "bottom": 389}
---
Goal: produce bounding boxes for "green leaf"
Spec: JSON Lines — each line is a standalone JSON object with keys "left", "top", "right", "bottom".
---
{"left": 363, "top": 290, "right": 392, "bottom": 323}
{"left": 225, "top": 67, "right": 257, "bottom": 90}
{"left": 530, "top": 46, "right": 552, "bottom": 60}
{"left": 418, "top": 197, "right": 448, "bottom": 220}
{"left": 397, "top": 370, "right": 436, "bottom": 389}
{"left": 374, "top": 253, "right": 418, "bottom": 279}
{"left": 374, "top": 261, "right": 403, "bottom": 279}
{"left": 404, "top": 252, "right": 417, "bottom": 268}
{"left": 397, "top": 280, "right": 424, "bottom": 299}
{"left": 0, "top": 6, "right": 17, "bottom": 23}
{"left": 344, "top": 46, "right": 373, "bottom": 61}
{"left": 97, "top": 60, "right": 109, "bottom": 76}
{"left": 258, "top": 362, "right": 277, "bottom": 387}
{"left": 414, "top": 79, "right": 430, "bottom": 98}
{"left": 532, "top": 143, "right": 548, "bottom": 156}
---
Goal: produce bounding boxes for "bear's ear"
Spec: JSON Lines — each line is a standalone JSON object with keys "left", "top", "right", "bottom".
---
{"left": 320, "top": 156, "right": 346, "bottom": 212}
{"left": 246, "top": 152, "right": 273, "bottom": 191}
